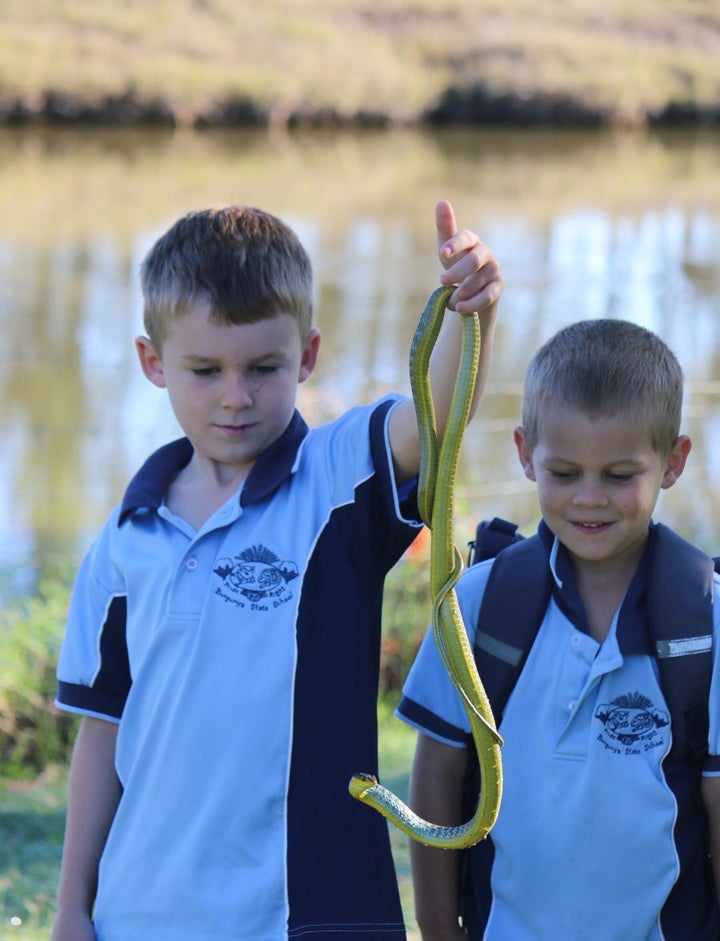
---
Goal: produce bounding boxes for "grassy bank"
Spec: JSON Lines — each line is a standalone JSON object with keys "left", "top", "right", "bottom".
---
{"left": 0, "top": 0, "right": 719, "bottom": 127}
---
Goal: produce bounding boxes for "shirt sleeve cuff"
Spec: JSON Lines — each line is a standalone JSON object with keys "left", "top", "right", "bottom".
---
{"left": 395, "top": 695, "right": 468, "bottom": 747}
{"left": 56, "top": 680, "right": 124, "bottom": 721}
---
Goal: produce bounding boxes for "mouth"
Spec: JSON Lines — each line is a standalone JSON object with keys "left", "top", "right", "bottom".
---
{"left": 215, "top": 422, "right": 254, "bottom": 434}
{"left": 570, "top": 520, "right": 613, "bottom": 532}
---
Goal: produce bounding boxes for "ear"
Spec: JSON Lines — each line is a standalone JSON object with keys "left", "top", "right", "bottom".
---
{"left": 298, "top": 328, "right": 321, "bottom": 383}
{"left": 661, "top": 434, "right": 692, "bottom": 490}
{"left": 514, "top": 426, "right": 537, "bottom": 482}
{"left": 135, "top": 336, "right": 167, "bottom": 388}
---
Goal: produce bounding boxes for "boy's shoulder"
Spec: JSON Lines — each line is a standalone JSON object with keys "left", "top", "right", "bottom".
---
{"left": 307, "top": 395, "right": 405, "bottom": 437}
{"left": 298, "top": 394, "right": 408, "bottom": 473}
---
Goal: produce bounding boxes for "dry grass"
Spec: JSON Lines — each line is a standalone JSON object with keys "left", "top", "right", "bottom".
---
{"left": 0, "top": 0, "right": 718, "bottom": 124}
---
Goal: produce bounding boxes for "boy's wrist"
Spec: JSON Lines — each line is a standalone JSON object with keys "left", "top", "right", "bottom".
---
{"left": 51, "top": 907, "right": 96, "bottom": 941}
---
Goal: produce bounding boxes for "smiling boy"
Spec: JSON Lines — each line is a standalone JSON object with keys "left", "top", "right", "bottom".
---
{"left": 398, "top": 319, "right": 720, "bottom": 940}
{"left": 515, "top": 403, "right": 689, "bottom": 641}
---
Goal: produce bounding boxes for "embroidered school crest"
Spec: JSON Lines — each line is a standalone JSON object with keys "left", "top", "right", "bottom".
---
{"left": 595, "top": 691, "right": 669, "bottom": 754}
{"left": 213, "top": 544, "right": 299, "bottom": 609}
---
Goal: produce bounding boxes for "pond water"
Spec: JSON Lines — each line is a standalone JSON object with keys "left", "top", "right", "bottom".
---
{"left": 0, "top": 125, "right": 719, "bottom": 600}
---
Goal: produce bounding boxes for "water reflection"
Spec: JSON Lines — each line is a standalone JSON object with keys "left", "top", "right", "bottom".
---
{"left": 0, "top": 127, "right": 718, "bottom": 598}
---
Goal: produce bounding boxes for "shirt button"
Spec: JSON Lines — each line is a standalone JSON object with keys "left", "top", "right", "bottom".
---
{"left": 568, "top": 700, "right": 577, "bottom": 711}
{"left": 186, "top": 557, "right": 199, "bottom": 571}
{"left": 570, "top": 634, "right": 582, "bottom": 647}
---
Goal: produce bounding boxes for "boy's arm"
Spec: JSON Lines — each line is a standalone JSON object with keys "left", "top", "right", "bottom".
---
{"left": 52, "top": 716, "right": 122, "bottom": 941}
{"left": 390, "top": 200, "right": 503, "bottom": 484}
{"left": 409, "top": 732, "right": 469, "bottom": 940}
{"left": 701, "top": 774, "right": 720, "bottom": 902}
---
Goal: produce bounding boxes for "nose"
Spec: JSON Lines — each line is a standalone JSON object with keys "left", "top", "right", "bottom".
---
{"left": 220, "top": 373, "right": 253, "bottom": 410}
{"left": 571, "top": 477, "right": 609, "bottom": 507}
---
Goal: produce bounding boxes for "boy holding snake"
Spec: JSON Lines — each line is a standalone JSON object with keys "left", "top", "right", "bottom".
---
{"left": 51, "top": 201, "right": 503, "bottom": 941}
{"left": 398, "top": 318, "right": 720, "bottom": 940}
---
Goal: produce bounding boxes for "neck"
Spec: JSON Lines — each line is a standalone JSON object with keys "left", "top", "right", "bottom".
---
{"left": 571, "top": 550, "right": 644, "bottom": 644}
{"left": 165, "top": 457, "right": 249, "bottom": 530}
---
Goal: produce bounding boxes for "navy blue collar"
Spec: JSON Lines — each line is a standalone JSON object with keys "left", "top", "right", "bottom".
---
{"left": 542, "top": 519, "right": 655, "bottom": 656}
{"left": 118, "top": 410, "right": 309, "bottom": 525}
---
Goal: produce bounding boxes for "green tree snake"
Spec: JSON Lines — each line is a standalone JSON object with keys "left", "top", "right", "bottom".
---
{"left": 349, "top": 285, "right": 503, "bottom": 848}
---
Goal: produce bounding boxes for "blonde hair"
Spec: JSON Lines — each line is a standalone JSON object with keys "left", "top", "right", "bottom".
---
{"left": 522, "top": 319, "right": 684, "bottom": 456}
{"left": 140, "top": 205, "right": 313, "bottom": 350}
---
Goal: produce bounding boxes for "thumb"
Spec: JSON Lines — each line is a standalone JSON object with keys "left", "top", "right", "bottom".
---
{"left": 436, "top": 199, "right": 457, "bottom": 262}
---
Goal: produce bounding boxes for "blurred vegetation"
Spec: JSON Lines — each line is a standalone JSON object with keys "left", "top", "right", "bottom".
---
{"left": 0, "top": 581, "right": 78, "bottom": 779}
{"left": 380, "top": 535, "right": 433, "bottom": 699}
{"left": 0, "top": 0, "right": 718, "bottom": 127}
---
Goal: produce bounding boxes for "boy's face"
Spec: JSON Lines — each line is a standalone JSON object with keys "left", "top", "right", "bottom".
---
{"left": 514, "top": 404, "right": 690, "bottom": 576}
{"left": 136, "top": 298, "right": 320, "bottom": 480}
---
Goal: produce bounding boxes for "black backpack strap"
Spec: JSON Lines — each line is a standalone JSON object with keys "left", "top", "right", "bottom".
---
{"left": 649, "top": 524, "right": 715, "bottom": 761}
{"left": 461, "top": 532, "right": 552, "bottom": 931}
{"left": 472, "top": 534, "right": 553, "bottom": 725}
{"left": 467, "top": 517, "right": 524, "bottom": 567}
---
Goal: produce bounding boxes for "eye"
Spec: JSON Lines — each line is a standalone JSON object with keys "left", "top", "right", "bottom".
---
{"left": 548, "top": 469, "right": 576, "bottom": 480}
{"left": 250, "top": 364, "right": 279, "bottom": 376}
{"left": 192, "top": 366, "right": 219, "bottom": 377}
{"left": 606, "top": 471, "right": 635, "bottom": 483}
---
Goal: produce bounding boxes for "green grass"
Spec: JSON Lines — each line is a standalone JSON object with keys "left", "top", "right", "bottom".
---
{"left": 0, "top": 767, "right": 67, "bottom": 939}
{"left": 0, "top": 705, "right": 420, "bottom": 940}
{"left": 0, "top": 0, "right": 718, "bottom": 125}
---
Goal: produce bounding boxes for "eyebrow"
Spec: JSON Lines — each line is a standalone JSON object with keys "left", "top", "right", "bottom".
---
{"left": 543, "top": 456, "right": 648, "bottom": 468}
{"left": 179, "top": 350, "right": 287, "bottom": 365}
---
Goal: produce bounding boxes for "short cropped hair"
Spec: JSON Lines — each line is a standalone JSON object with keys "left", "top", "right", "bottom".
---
{"left": 521, "top": 318, "right": 684, "bottom": 456}
{"left": 140, "top": 206, "right": 314, "bottom": 349}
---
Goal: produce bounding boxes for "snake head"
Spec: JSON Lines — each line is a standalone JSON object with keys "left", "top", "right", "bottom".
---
{"left": 348, "top": 773, "right": 378, "bottom": 801}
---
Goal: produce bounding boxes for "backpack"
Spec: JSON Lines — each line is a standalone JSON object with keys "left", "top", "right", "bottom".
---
{"left": 466, "top": 517, "right": 718, "bottom": 762}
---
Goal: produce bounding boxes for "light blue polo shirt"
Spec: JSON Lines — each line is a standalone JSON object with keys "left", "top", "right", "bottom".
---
{"left": 57, "top": 398, "right": 420, "bottom": 941}
{"left": 399, "top": 530, "right": 720, "bottom": 941}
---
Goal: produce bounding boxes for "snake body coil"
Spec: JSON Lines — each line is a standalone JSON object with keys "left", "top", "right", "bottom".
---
{"left": 349, "top": 285, "right": 503, "bottom": 849}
